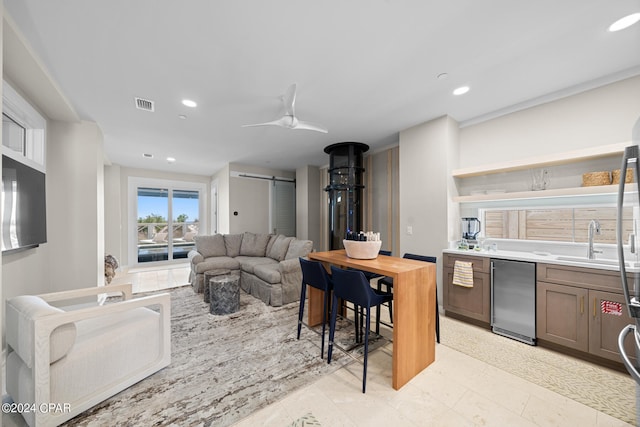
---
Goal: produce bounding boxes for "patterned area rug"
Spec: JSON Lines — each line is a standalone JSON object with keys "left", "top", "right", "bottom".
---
{"left": 61, "top": 285, "right": 361, "bottom": 427}
{"left": 441, "top": 315, "right": 636, "bottom": 425}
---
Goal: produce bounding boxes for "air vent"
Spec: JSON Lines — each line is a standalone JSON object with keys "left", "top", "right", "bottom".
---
{"left": 135, "top": 97, "right": 155, "bottom": 112}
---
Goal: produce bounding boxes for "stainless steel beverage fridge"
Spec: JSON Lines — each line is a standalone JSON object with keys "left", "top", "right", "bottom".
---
{"left": 491, "top": 258, "right": 536, "bottom": 345}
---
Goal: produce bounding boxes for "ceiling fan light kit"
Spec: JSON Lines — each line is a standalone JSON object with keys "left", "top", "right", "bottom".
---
{"left": 242, "top": 84, "right": 328, "bottom": 133}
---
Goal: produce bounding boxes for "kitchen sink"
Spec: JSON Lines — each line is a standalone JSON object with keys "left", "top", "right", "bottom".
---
{"left": 555, "top": 255, "right": 638, "bottom": 268}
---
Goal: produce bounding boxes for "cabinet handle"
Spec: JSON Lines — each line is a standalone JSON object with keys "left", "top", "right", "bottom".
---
{"left": 593, "top": 298, "right": 597, "bottom": 318}
{"left": 580, "top": 296, "right": 584, "bottom": 314}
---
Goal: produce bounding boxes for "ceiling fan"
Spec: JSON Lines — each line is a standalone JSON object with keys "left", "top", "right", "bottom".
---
{"left": 242, "top": 84, "right": 328, "bottom": 133}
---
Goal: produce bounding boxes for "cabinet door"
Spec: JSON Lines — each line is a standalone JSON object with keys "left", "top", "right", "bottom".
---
{"left": 444, "top": 269, "right": 490, "bottom": 324}
{"left": 537, "top": 282, "right": 589, "bottom": 351}
{"left": 589, "top": 290, "right": 637, "bottom": 363}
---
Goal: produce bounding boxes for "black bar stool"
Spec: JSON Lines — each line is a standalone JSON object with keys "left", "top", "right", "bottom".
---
{"left": 297, "top": 258, "right": 333, "bottom": 358}
{"left": 327, "top": 266, "right": 393, "bottom": 393}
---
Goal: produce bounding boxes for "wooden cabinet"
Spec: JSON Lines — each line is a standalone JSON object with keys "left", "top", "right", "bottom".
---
{"left": 443, "top": 253, "right": 491, "bottom": 325}
{"left": 537, "top": 263, "right": 636, "bottom": 364}
{"left": 537, "top": 281, "right": 589, "bottom": 351}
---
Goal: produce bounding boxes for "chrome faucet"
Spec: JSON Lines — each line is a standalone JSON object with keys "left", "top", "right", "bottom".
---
{"left": 588, "top": 219, "right": 603, "bottom": 259}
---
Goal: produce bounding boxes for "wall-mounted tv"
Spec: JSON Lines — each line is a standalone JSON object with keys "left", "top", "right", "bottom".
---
{"left": 1, "top": 155, "right": 47, "bottom": 252}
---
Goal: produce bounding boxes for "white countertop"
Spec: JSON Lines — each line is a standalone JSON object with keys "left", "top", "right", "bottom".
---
{"left": 442, "top": 247, "right": 639, "bottom": 272}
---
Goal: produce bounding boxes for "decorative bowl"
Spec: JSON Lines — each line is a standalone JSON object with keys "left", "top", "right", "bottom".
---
{"left": 343, "top": 240, "right": 382, "bottom": 259}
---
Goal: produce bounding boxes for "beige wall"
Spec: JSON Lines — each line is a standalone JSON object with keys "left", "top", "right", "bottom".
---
{"left": 229, "top": 177, "right": 270, "bottom": 234}
{"left": 295, "top": 165, "right": 320, "bottom": 248}
{"left": 47, "top": 120, "right": 105, "bottom": 292}
{"left": 227, "top": 163, "right": 295, "bottom": 235}
{"left": 212, "top": 164, "right": 230, "bottom": 234}
{"left": 459, "top": 75, "right": 640, "bottom": 169}
{"left": 399, "top": 115, "right": 459, "bottom": 305}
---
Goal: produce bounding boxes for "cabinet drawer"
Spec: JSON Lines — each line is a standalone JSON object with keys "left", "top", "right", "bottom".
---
{"left": 443, "top": 253, "right": 490, "bottom": 273}
{"left": 537, "top": 263, "right": 626, "bottom": 293}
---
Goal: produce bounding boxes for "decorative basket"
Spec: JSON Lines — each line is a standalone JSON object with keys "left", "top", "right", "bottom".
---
{"left": 343, "top": 240, "right": 382, "bottom": 259}
{"left": 582, "top": 171, "right": 611, "bottom": 187}
{"left": 611, "top": 169, "right": 633, "bottom": 184}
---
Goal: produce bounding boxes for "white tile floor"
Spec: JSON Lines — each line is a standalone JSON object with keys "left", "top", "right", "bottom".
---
{"left": 232, "top": 342, "right": 634, "bottom": 427}
{"left": 110, "top": 262, "right": 191, "bottom": 294}
{"left": 114, "top": 265, "right": 636, "bottom": 427}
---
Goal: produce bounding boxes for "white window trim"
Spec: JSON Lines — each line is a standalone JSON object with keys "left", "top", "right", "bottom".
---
{"left": 128, "top": 176, "right": 207, "bottom": 267}
{"left": 2, "top": 80, "right": 46, "bottom": 172}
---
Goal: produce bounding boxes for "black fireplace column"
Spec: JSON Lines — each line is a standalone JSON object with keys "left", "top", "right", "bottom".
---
{"left": 324, "top": 142, "right": 369, "bottom": 250}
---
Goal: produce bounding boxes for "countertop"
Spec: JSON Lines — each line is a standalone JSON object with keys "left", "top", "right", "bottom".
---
{"left": 442, "top": 247, "right": 638, "bottom": 272}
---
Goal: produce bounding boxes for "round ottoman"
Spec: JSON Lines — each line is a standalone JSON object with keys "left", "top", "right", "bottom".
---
{"left": 203, "top": 269, "right": 231, "bottom": 303}
{"left": 209, "top": 275, "right": 240, "bottom": 315}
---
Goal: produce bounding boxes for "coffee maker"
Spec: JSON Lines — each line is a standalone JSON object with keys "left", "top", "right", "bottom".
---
{"left": 461, "top": 217, "right": 481, "bottom": 248}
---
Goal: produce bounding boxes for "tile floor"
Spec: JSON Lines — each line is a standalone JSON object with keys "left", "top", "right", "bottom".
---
{"left": 108, "top": 265, "right": 639, "bottom": 426}
{"left": 110, "top": 262, "right": 192, "bottom": 294}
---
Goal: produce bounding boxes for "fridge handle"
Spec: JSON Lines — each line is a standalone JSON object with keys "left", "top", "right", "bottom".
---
{"left": 618, "top": 324, "right": 640, "bottom": 384}
{"left": 617, "top": 145, "right": 640, "bottom": 318}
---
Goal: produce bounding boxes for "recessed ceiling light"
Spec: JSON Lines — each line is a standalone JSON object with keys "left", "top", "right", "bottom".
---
{"left": 182, "top": 99, "right": 197, "bottom": 108}
{"left": 178, "top": 114, "right": 187, "bottom": 120}
{"left": 453, "top": 86, "right": 470, "bottom": 96}
{"left": 167, "top": 157, "right": 176, "bottom": 163}
{"left": 609, "top": 13, "right": 640, "bottom": 32}
{"left": 143, "top": 153, "right": 153, "bottom": 158}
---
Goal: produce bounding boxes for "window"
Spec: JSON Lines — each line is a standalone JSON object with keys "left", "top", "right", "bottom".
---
{"left": 129, "top": 177, "right": 206, "bottom": 266}
{"left": 482, "top": 206, "right": 633, "bottom": 244}
{"left": 2, "top": 80, "right": 46, "bottom": 171}
{"left": 2, "top": 113, "right": 26, "bottom": 155}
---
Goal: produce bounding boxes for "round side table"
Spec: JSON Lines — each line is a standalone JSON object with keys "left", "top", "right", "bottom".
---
{"left": 203, "top": 269, "right": 231, "bottom": 303}
{"left": 209, "top": 275, "right": 240, "bottom": 315}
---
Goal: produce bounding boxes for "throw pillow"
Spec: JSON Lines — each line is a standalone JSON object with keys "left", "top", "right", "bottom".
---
{"left": 224, "top": 234, "right": 243, "bottom": 257}
{"left": 239, "top": 232, "right": 271, "bottom": 256}
{"left": 265, "top": 234, "right": 278, "bottom": 255}
{"left": 268, "top": 235, "right": 294, "bottom": 261}
{"left": 195, "top": 234, "right": 226, "bottom": 258}
{"left": 285, "top": 239, "right": 314, "bottom": 259}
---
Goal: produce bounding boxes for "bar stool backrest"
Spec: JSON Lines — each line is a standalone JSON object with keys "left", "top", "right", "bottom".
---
{"left": 300, "top": 258, "right": 332, "bottom": 291}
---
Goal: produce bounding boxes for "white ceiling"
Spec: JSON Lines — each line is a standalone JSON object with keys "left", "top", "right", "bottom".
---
{"left": 4, "top": 1, "right": 640, "bottom": 176}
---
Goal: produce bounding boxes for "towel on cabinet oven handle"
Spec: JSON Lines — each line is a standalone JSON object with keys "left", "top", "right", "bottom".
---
{"left": 452, "top": 260, "right": 474, "bottom": 287}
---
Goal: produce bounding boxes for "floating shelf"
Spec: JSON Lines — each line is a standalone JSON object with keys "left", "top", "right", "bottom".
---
{"left": 452, "top": 142, "right": 629, "bottom": 178}
{"left": 453, "top": 184, "right": 629, "bottom": 203}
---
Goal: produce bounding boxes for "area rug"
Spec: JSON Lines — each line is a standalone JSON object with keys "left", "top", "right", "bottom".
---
{"left": 440, "top": 315, "right": 636, "bottom": 425}
{"left": 61, "top": 285, "right": 360, "bottom": 427}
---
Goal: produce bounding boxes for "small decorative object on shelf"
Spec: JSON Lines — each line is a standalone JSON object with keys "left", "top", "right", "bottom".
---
{"left": 343, "top": 230, "right": 382, "bottom": 259}
{"left": 531, "top": 168, "right": 549, "bottom": 191}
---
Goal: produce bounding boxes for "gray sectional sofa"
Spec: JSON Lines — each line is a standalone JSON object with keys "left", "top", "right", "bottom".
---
{"left": 188, "top": 232, "right": 313, "bottom": 306}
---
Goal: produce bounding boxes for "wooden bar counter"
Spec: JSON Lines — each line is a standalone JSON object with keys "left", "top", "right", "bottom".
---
{"left": 307, "top": 249, "right": 436, "bottom": 390}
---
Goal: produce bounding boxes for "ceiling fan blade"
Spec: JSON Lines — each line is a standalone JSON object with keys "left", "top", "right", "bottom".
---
{"left": 293, "top": 119, "right": 328, "bottom": 133}
{"left": 242, "top": 116, "right": 293, "bottom": 129}
{"left": 282, "top": 83, "right": 296, "bottom": 116}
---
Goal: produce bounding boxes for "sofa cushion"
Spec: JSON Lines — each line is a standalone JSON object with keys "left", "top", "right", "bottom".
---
{"left": 265, "top": 234, "right": 278, "bottom": 256}
{"left": 5, "top": 295, "right": 77, "bottom": 367}
{"left": 195, "top": 256, "right": 241, "bottom": 273}
{"left": 239, "top": 232, "right": 271, "bottom": 257}
{"left": 253, "top": 264, "right": 282, "bottom": 284}
{"left": 285, "top": 239, "right": 314, "bottom": 259}
{"left": 224, "top": 234, "right": 243, "bottom": 257}
{"left": 236, "top": 256, "right": 278, "bottom": 274}
{"left": 195, "top": 234, "right": 226, "bottom": 258}
{"left": 267, "top": 235, "right": 294, "bottom": 261}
